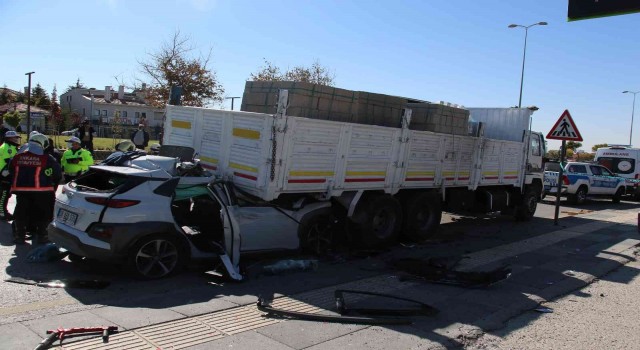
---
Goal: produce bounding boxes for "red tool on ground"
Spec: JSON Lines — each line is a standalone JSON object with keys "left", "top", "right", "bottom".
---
{"left": 34, "top": 326, "right": 118, "bottom": 350}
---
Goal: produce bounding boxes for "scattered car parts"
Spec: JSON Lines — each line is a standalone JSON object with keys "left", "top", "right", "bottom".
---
{"left": 334, "top": 289, "right": 438, "bottom": 317}
{"left": 34, "top": 326, "right": 118, "bottom": 350}
{"left": 392, "top": 257, "right": 512, "bottom": 288}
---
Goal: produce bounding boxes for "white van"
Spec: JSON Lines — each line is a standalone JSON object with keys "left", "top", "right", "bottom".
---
{"left": 594, "top": 146, "right": 640, "bottom": 198}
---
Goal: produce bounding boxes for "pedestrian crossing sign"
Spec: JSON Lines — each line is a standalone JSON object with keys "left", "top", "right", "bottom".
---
{"left": 546, "top": 110, "right": 583, "bottom": 141}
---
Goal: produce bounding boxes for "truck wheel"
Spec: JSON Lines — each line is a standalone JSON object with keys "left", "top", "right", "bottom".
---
{"left": 350, "top": 194, "right": 402, "bottom": 249}
{"left": 127, "top": 234, "right": 187, "bottom": 279}
{"left": 298, "top": 208, "right": 335, "bottom": 256}
{"left": 515, "top": 188, "right": 538, "bottom": 221}
{"left": 570, "top": 186, "right": 588, "bottom": 205}
{"left": 402, "top": 192, "right": 442, "bottom": 241}
{"left": 612, "top": 187, "right": 624, "bottom": 203}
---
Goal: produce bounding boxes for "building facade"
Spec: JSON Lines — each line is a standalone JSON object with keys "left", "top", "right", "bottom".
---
{"left": 60, "top": 85, "right": 164, "bottom": 129}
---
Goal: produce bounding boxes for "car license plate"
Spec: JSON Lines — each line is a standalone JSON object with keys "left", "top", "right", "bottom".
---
{"left": 57, "top": 208, "right": 78, "bottom": 225}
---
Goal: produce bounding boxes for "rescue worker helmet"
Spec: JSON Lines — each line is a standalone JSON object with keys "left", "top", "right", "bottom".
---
{"left": 115, "top": 140, "right": 136, "bottom": 152}
{"left": 29, "top": 133, "right": 49, "bottom": 149}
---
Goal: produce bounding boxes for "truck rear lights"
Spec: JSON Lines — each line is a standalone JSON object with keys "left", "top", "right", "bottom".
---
{"left": 85, "top": 197, "right": 141, "bottom": 208}
{"left": 562, "top": 175, "right": 570, "bottom": 185}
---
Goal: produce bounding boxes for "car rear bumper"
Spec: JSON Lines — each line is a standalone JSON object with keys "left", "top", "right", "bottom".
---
{"left": 48, "top": 222, "right": 125, "bottom": 262}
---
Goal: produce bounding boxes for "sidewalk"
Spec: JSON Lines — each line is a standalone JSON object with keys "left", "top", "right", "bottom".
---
{"left": 2, "top": 209, "right": 637, "bottom": 350}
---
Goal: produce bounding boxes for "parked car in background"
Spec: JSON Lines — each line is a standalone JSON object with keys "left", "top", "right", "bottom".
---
{"left": 544, "top": 161, "right": 626, "bottom": 204}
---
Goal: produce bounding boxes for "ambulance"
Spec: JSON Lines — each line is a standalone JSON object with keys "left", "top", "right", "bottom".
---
{"left": 594, "top": 146, "right": 640, "bottom": 199}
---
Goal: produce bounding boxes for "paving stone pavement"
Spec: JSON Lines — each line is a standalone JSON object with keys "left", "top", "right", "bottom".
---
{"left": 2, "top": 207, "right": 638, "bottom": 349}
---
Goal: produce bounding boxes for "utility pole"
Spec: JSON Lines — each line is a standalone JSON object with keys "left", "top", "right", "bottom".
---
{"left": 25, "top": 71, "right": 35, "bottom": 134}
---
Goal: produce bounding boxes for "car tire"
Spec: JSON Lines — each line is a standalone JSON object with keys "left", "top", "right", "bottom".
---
{"left": 612, "top": 187, "right": 624, "bottom": 204}
{"left": 570, "top": 186, "right": 588, "bottom": 205}
{"left": 515, "top": 187, "right": 538, "bottom": 221}
{"left": 127, "top": 234, "right": 187, "bottom": 280}
{"left": 350, "top": 194, "right": 402, "bottom": 249}
{"left": 401, "top": 192, "right": 442, "bottom": 241}
{"left": 298, "top": 207, "right": 335, "bottom": 256}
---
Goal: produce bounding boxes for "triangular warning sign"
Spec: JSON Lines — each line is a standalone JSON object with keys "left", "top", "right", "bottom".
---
{"left": 546, "top": 110, "right": 583, "bottom": 141}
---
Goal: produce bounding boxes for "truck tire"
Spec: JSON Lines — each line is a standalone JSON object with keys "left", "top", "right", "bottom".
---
{"left": 401, "top": 192, "right": 442, "bottom": 241}
{"left": 515, "top": 187, "right": 538, "bottom": 221}
{"left": 612, "top": 187, "right": 624, "bottom": 204}
{"left": 298, "top": 208, "right": 335, "bottom": 256}
{"left": 570, "top": 186, "right": 588, "bottom": 205}
{"left": 127, "top": 234, "right": 187, "bottom": 280}
{"left": 350, "top": 194, "right": 402, "bottom": 249}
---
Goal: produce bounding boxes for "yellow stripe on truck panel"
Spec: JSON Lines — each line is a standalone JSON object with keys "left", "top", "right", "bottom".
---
{"left": 200, "top": 156, "right": 219, "bottom": 164}
{"left": 233, "top": 128, "right": 261, "bottom": 140}
{"left": 346, "top": 171, "right": 386, "bottom": 176}
{"left": 406, "top": 171, "right": 435, "bottom": 176}
{"left": 229, "top": 162, "right": 258, "bottom": 173}
{"left": 289, "top": 170, "right": 335, "bottom": 176}
{"left": 171, "top": 120, "right": 192, "bottom": 129}
{"left": 483, "top": 171, "right": 499, "bottom": 175}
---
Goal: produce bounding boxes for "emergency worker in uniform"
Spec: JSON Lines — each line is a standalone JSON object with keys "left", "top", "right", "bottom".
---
{"left": 0, "top": 131, "right": 21, "bottom": 220}
{"left": 8, "top": 133, "right": 61, "bottom": 244}
{"left": 61, "top": 136, "right": 93, "bottom": 183}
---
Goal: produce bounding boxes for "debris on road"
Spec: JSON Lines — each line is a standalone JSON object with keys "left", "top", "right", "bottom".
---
{"left": 256, "top": 289, "right": 439, "bottom": 325}
{"left": 34, "top": 326, "right": 118, "bottom": 350}
{"left": 26, "top": 243, "right": 68, "bottom": 263}
{"left": 334, "top": 289, "right": 438, "bottom": 317}
{"left": 261, "top": 259, "right": 318, "bottom": 275}
{"left": 5, "top": 277, "right": 110, "bottom": 289}
{"left": 391, "top": 257, "right": 511, "bottom": 288}
{"left": 534, "top": 306, "right": 554, "bottom": 313}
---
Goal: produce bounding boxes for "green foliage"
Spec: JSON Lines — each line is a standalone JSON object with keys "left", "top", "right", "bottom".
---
{"left": 49, "top": 85, "right": 63, "bottom": 132}
{"left": 565, "top": 141, "right": 582, "bottom": 151}
{"left": 31, "top": 83, "right": 51, "bottom": 109}
{"left": 3, "top": 111, "right": 23, "bottom": 128}
{"left": 0, "top": 85, "right": 14, "bottom": 105}
{"left": 592, "top": 143, "right": 608, "bottom": 151}
{"left": 64, "top": 78, "right": 86, "bottom": 94}
{"left": 250, "top": 59, "right": 335, "bottom": 86}
{"left": 546, "top": 150, "right": 560, "bottom": 160}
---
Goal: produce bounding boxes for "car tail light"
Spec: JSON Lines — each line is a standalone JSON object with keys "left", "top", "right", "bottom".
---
{"left": 562, "top": 175, "right": 570, "bottom": 185}
{"left": 85, "top": 197, "right": 140, "bottom": 208}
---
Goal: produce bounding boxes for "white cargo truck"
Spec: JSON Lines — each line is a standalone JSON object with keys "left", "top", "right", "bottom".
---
{"left": 162, "top": 91, "right": 545, "bottom": 246}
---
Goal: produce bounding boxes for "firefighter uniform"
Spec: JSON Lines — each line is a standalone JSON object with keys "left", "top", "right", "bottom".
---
{"left": 0, "top": 131, "right": 20, "bottom": 220}
{"left": 61, "top": 136, "right": 93, "bottom": 183}
{"left": 8, "top": 134, "right": 61, "bottom": 244}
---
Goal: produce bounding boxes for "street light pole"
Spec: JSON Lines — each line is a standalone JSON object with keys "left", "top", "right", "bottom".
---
{"left": 25, "top": 71, "right": 35, "bottom": 133}
{"left": 508, "top": 22, "right": 547, "bottom": 108}
{"left": 623, "top": 90, "right": 638, "bottom": 146}
{"left": 225, "top": 96, "right": 241, "bottom": 111}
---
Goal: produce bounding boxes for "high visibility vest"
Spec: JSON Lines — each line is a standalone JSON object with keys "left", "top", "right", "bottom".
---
{"left": 61, "top": 148, "right": 93, "bottom": 175}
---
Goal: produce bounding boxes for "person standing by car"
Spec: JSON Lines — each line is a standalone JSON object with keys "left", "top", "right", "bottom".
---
{"left": 78, "top": 120, "right": 96, "bottom": 155}
{"left": 0, "top": 117, "right": 9, "bottom": 144}
{"left": 61, "top": 136, "right": 93, "bottom": 183}
{"left": 8, "top": 133, "right": 61, "bottom": 244}
{"left": 0, "top": 131, "right": 21, "bottom": 220}
{"left": 131, "top": 124, "right": 149, "bottom": 150}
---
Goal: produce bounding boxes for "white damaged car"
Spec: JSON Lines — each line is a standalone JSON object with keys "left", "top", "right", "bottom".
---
{"left": 48, "top": 147, "right": 334, "bottom": 279}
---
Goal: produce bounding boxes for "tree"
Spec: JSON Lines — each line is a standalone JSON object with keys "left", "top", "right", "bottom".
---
{"left": 250, "top": 59, "right": 335, "bottom": 86}
{"left": 31, "top": 83, "right": 51, "bottom": 109}
{"left": 138, "top": 30, "right": 225, "bottom": 107}
{"left": 49, "top": 85, "right": 63, "bottom": 132}
{"left": 0, "top": 85, "right": 14, "bottom": 105}
{"left": 64, "top": 78, "right": 86, "bottom": 94}
{"left": 565, "top": 141, "right": 582, "bottom": 153}
{"left": 592, "top": 143, "right": 608, "bottom": 152}
{"left": 3, "top": 111, "right": 22, "bottom": 129}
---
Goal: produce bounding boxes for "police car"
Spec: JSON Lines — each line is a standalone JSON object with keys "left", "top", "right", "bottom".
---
{"left": 544, "top": 161, "right": 626, "bottom": 204}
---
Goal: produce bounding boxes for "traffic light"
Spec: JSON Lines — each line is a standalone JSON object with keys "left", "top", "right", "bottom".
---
{"left": 568, "top": 0, "right": 640, "bottom": 21}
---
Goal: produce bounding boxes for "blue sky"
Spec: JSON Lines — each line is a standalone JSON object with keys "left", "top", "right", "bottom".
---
{"left": 1, "top": 0, "right": 638, "bottom": 151}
